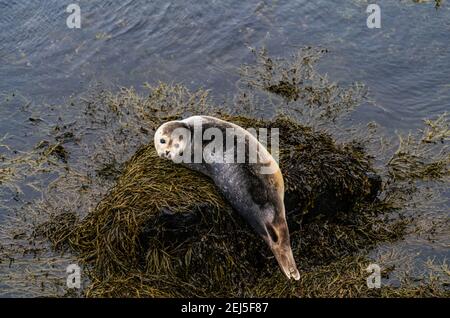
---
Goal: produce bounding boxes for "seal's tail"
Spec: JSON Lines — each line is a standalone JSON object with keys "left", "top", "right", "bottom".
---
{"left": 264, "top": 219, "right": 300, "bottom": 280}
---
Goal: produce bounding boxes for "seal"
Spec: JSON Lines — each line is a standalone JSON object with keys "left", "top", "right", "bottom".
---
{"left": 154, "top": 115, "right": 300, "bottom": 280}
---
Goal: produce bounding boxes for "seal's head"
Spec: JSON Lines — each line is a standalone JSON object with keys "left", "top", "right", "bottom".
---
{"left": 154, "top": 121, "right": 190, "bottom": 161}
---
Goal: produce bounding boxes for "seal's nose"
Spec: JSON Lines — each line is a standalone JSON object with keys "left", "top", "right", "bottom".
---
{"left": 165, "top": 150, "right": 170, "bottom": 156}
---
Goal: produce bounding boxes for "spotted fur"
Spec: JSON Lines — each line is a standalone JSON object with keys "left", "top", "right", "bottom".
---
{"left": 154, "top": 116, "right": 300, "bottom": 280}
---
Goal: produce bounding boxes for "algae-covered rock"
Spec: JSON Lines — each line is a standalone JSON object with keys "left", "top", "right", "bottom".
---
{"left": 4, "top": 81, "right": 447, "bottom": 297}
{"left": 2, "top": 49, "right": 448, "bottom": 297}
{"left": 58, "top": 113, "right": 384, "bottom": 297}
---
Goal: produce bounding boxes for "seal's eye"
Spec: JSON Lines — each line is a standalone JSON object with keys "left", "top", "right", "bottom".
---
{"left": 160, "top": 138, "right": 166, "bottom": 144}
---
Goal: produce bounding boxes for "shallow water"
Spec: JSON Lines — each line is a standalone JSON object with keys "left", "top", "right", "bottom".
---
{"left": 0, "top": 0, "right": 449, "bottom": 296}
{"left": 1, "top": 1, "right": 449, "bottom": 127}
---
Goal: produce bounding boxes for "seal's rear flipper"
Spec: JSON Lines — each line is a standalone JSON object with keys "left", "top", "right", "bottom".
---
{"left": 264, "top": 221, "right": 300, "bottom": 280}
{"left": 270, "top": 243, "right": 300, "bottom": 280}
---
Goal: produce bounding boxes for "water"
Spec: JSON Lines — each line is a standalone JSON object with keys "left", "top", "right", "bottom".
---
{"left": 0, "top": 0, "right": 449, "bottom": 295}
{"left": 1, "top": 1, "right": 449, "bottom": 127}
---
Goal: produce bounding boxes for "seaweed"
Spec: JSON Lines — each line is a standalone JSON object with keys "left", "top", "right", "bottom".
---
{"left": 0, "top": 48, "right": 448, "bottom": 298}
{"left": 238, "top": 47, "right": 367, "bottom": 125}
{"left": 387, "top": 113, "right": 449, "bottom": 181}
{"left": 31, "top": 108, "right": 446, "bottom": 297}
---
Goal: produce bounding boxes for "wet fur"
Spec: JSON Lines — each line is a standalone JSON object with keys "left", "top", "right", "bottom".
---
{"left": 154, "top": 116, "right": 299, "bottom": 280}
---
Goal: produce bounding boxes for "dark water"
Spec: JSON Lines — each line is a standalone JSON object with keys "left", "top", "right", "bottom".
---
{"left": 1, "top": 0, "right": 449, "bottom": 130}
{"left": 0, "top": 0, "right": 449, "bottom": 295}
